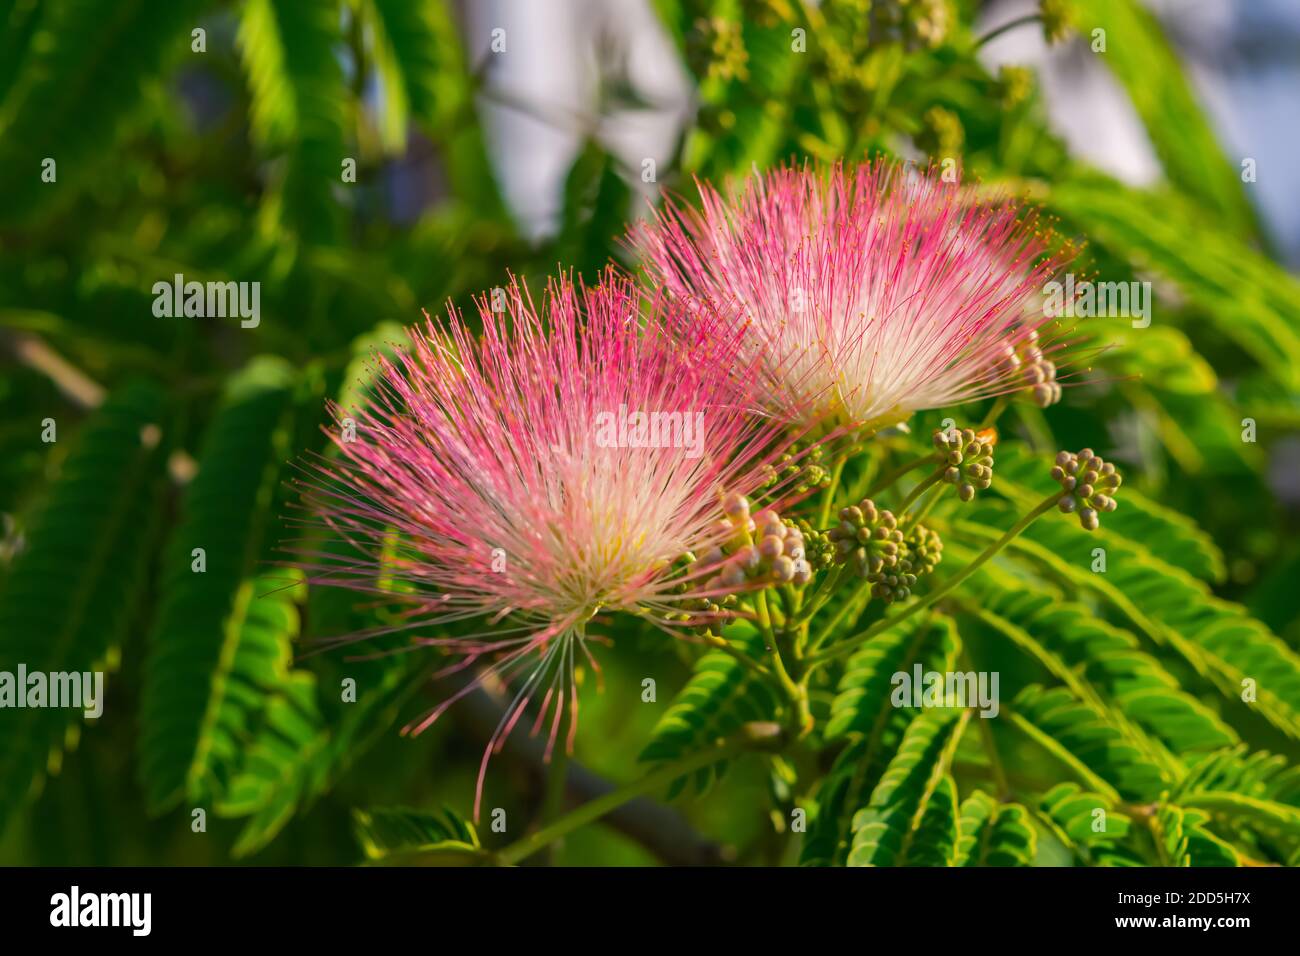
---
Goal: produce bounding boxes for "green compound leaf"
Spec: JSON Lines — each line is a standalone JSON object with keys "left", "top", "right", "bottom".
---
{"left": 352, "top": 806, "right": 484, "bottom": 865}
{"left": 139, "top": 357, "right": 298, "bottom": 813}
{"left": 847, "top": 709, "right": 969, "bottom": 866}
{"left": 965, "top": 575, "right": 1238, "bottom": 755}
{"left": 955, "top": 790, "right": 1037, "bottom": 867}
{"left": 1009, "top": 684, "right": 1168, "bottom": 802}
{"left": 639, "top": 621, "right": 780, "bottom": 796}
{"left": 1062, "top": 0, "right": 1256, "bottom": 235}
{"left": 1152, "top": 804, "right": 1240, "bottom": 867}
{"left": 802, "top": 616, "right": 959, "bottom": 866}
{"left": 1035, "top": 783, "right": 1140, "bottom": 867}
{"left": 0, "top": 381, "right": 169, "bottom": 835}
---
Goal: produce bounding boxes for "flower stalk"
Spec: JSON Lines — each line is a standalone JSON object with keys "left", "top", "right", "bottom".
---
{"left": 806, "top": 489, "right": 1065, "bottom": 666}
{"left": 495, "top": 733, "right": 776, "bottom": 866}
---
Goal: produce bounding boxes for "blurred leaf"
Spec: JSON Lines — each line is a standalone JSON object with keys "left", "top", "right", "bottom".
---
{"left": 1035, "top": 782, "right": 1139, "bottom": 866}
{"left": 351, "top": 805, "right": 484, "bottom": 864}
{"left": 139, "top": 356, "right": 298, "bottom": 812}
{"left": 954, "top": 790, "right": 1036, "bottom": 867}
{"left": 1152, "top": 804, "right": 1240, "bottom": 866}
{"left": 1052, "top": 175, "right": 1300, "bottom": 391}
{"left": 557, "top": 142, "right": 633, "bottom": 281}
{"left": 639, "top": 621, "right": 780, "bottom": 796}
{"left": 219, "top": 648, "right": 428, "bottom": 857}
{"left": 848, "top": 710, "right": 968, "bottom": 866}
{"left": 0, "top": 0, "right": 204, "bottom": 223}
{"left": 237, "top": 0, "right": 349, "bottom": 243}
{"left": 1066, "top": 0, "right": 1256, "bottom": 235}
{"left": 0, "top": 381, "right": 168, "bottom": 834}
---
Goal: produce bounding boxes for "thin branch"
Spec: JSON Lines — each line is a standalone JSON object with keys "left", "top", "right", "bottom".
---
{"left": 3, "top": 329, "right": 199, "bottom": 484}
{"left": 444, "top": 672, "right": 733, "bottom": 865}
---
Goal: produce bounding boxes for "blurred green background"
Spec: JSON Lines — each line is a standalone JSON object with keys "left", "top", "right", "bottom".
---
{"left": 1, "top": 0, "right": 1298, "bottom": 866}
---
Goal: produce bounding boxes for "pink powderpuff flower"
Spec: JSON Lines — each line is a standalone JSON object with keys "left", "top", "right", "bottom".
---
{"left": 633, "top": 159, "right": 1075, "bottom": 433}
{"left": 293, "top": 272, "right": 802, "bottom": 815}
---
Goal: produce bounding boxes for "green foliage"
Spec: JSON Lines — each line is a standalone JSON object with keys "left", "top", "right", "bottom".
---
{"left": 825, "top": 617, "right": 960, "bottom": 740}
{"left": 351, "top": 806, "right": 483, "bottom": 864}
{"left": 238, "top": 0, "right": 348, "bottom": 243}
{"left": 847, "top": 711, "right": 967, "bottom": 866}
{"left": 1010, "top": 684, "right": 1166, "bottom": 801}
{"left": 801, "top": 617, "right": 959, "bottom": 866}
{"left": 0, "top": 0, "right": 206, "bottom": 223}
{"left": 1051, "top": 176, "right": 1300, "bottom": 392}
{"left": 954, "top": 790, "right": 1036, "bottom": 867}
{"left": 963, "top": 452, "right": 1300, "bottom": 744}
{"left": 1, "top": 0, "right": 1296, "bottom": 869}
{"left": 967, "top": 581, "right": 1238, "bottom": 754}
{"left": 0, "top": 382, "right": 168, "bottom": 833}
{"left": 1063, "top": 0, "right": 1256, "bottom": 235}
{"left": 640, "top": 622, "right": 780, "bottom": 795}
{"left": 1036, "top": 783, "right": 1139, "bottom": 867}
{"left": 138, "top": 357, "right": 299, "bottom": 813}
{"left": 1152, "top": 804, "right": 1241, "bottom": 867}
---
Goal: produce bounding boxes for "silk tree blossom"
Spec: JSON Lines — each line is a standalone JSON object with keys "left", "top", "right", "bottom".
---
{"left": 633, "top": 159, "right": 1075, "bottom": 433}
{"left": 294, "top": 274, "right": 803, "bottom": 814}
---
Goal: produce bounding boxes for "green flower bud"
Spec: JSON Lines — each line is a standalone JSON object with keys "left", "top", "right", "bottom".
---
{"left": 1050, "top": 450, "right": 1122, "bottom": 530}
{"left": 828, "top": 497, "right": 904, "bottom": 579}
{"left": 934, "top": 426, "right": 995, "bottom": 501}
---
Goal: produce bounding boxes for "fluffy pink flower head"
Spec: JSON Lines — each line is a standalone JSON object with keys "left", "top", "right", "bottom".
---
{"left": 296, "top": 273, "right": 797, "bottom": 813}
{"left": 634, "top": 159, "right": 1073, "bottom": 433}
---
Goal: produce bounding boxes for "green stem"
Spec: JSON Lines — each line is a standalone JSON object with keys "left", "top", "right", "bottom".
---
{"left": 979, "top": 395, "right": 1009, "bottom": 430}
{"left": 495, "top": 740, "right": 752, "bottom": 866}
{"left": 806, "top": 574, "right": 873, "bottom": 653}
{"left": 963, "top": 648, "right": 1009, "bottom": 800}
{"left": 975, "top": 13, "right": 1042, "bottom": 49}
{"left": 896, "top": 470, "right": 942, "bottom": 515}
{"left": 700, "top": 629, "right": 770, "bottom": 676}
{"left": 754, "top": 588, "right": 777, "bottom": 646}
{"left": 789, "top": 563, "right": 846, "bottom": 632}
{"left": 907, "top": 481, "right": 945, "bottom": 526}
{"left": 756, "top": 590, "right": 808, "bottom": 731}
{"left": 866, "top": 451, "right": 940, "bottom": 499}
{"left": 539, "top": 704, "right": 572, "bottom": 827}
{"left": 783, "top": 585, "right": 807, "bottom": 655}
{"left": 806, "top": 491, "right": 1064, "bottom": 667}
{"left": 817, "top": 456, "right": 847, "bottom": 529}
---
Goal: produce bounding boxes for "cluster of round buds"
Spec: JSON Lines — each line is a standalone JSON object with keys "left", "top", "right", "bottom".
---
{"left": 997, "top": 329, "right": 1061, "bottom": 408}
{"left": 738, "top": 0, "right": 785, "bottom": 26}
{"left": 664, "top": 551, "right": 731, "bottom": 624}
{"left": 698, "top": 494, "right": 814, "bottom": 594}
{"left": 905, "top": 524, "right": 944, "bottom": 578}
{"left": 917, "top": 105, "right": 964, "bottom": 160}
{"left": 790, "top": 517, "right": 836, "bottom": 571}
{"left": 760, "top": 443, "right": 833, "bottom": 496}
{"left": 687, "top": 17, "right": 748, "bottom": 84}
{"left": 1051, "top": 449, "right": 1121, "bottom": 531}
{"left": 828, "top": 499, "right": 903, "bottom": 579}
{"left": 1040, "top": 0, "right": 1073, "bottom": 45}
{"left": 998, "top": 65, "right": 1034, "bottom": 109}
{"left": 933, "top": 427, "right": 994, "bottom": 502}
{"left": 866, "top": 0, "right": 950, "bottom": 50}
{"left": 866, "top": 523, "right": 945, "bottom": 604}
